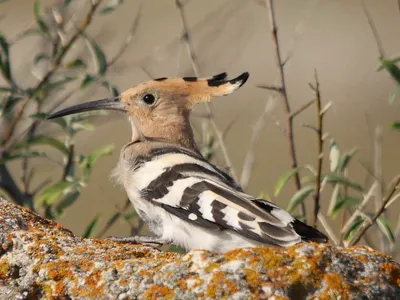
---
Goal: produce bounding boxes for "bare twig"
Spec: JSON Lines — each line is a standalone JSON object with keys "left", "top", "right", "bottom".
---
{"left": 0, "top": 164, "right": 27, "bottom": 206}
{"left": 96, "top": 198, "right": 131, "bottom": 238}
{"left": 362, "top": 0, "right": 385, "bottom": 58}
{"left": 257, "top": 84, "right": 283, "bottom": 93}
{"left": 350, "top": 176, "right": 400, "bottom": 246}
{"left": 312, "top": 71, "right": 323, "bottom": 228}
{"left": 290, "top": 98, "right": 316, "bottom": 119}
{"left": 107, "top": 0, "right": 143, "bottom": 68}
{"left": 2, "top": 0, "right": 103, "bottom": 148}
{"left": 341, "top": 181, "right": 377, "bottom": 235}
{"left": 240, "top": 98, "right": 271, "bottom": 189}
{"left": 373, "top": 126, "right": 387, "bottom": 252}
{"left": 176, "top": 0, "right": 238, "bottom": 181}
{"left": 265, "top": 0, "right": 305, "bottom": 218}
{"left": 318, "top": 213, "right": 338, "bottom": 245}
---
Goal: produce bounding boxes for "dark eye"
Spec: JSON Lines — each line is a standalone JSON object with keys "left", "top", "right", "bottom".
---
{"left": 142, "top": 94, "right": 156, "bottom": 105}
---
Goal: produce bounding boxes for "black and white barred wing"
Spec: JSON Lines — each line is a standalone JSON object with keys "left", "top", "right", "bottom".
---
{"left": 139, "top": 148, "right": 327, "bottom": 247}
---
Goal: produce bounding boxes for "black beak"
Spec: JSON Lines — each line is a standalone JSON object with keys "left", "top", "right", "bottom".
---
{"left": 46, "top": 96, "right": 125, "bottom": 119}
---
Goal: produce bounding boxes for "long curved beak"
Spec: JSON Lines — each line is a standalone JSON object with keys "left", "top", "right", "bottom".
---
{"left": 46, "top": 96, "right": 125, "bottom": 119}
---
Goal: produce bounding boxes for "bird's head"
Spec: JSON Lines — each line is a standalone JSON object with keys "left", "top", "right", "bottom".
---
{"left": 48, "top": 72, "right": 249, "bottom": 149}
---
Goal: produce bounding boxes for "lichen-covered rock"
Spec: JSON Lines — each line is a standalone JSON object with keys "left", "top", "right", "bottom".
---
{"left": 0, "top": 198, "right": 398, "bottom": 299}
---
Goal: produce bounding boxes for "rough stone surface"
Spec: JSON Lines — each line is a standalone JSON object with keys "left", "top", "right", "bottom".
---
{"left": 0, "top": 198, "right": 399, "bottom": 299}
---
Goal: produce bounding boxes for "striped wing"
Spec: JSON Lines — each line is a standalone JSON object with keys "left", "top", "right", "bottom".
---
{"left": 138, "top": 147, "right": 327, "bottom": 247}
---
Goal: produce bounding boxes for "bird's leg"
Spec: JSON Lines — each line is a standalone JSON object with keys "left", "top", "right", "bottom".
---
{"left": 105, "top": 235, "right": 172, "bottom": 247}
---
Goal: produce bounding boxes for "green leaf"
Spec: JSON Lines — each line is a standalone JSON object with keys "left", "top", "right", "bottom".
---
{"left": 331, "top": 197, "right": 360, "bottom": 219}
{"left": 388, "top": 86, "right": 400, "bottom": 105}
{"left": 287, "top": 185, "right": 314, "bottom": 213}
{"left": 82, "top": 215, "right": 100, "bottom": 238}
{"left": 34, "top": 0, "right": 49, "bottom": 35}
{"left": 15, "top": 135, "right": 69, "bottom": 155}
{"left": 101, "top": 0, "right": 125, "bottom": 14}
{"left": 17, "top": 28, "right": 45, "bottom": 40}
{"left": 390, "top": 122, "right": 400, "bottom": 130}
{"left": 274, "top": 167, "right": 302, "bottom": 196}
{"left": 55, "top": 191, "right": 80, "bottom": 216}
{"left": 336, "top": 149, "right": 358, "bottom": 173}
{"left": 66, "top": 58, "right": 87, "bottom": 69}
{"left": 81, "top": 74, "right": 97, "bottom": 89}
{"left": 168, "top": 244, "right": 186, "bottom": 254}
{"left": 0, "top": 86, "right": 12, "bottom": 93}
{"left": 324, "top": 175, "right": 363, "bottom": 191}
{"left": 343, "top": 215, "right": 363, "bottom": 241}
{"left": 0, "top": 96, "right": 24, "bottom": 116}
{"left": 327, "top": 184, "right": 341, "bottom": 216}
{"left": 257, "top": 191, "right": 272, "bottom": 202}
{"left": 30, "top": 112, "right": 68, "bottom": 130}
{"left": 82, "top": 35, "right": 107, "bottom": 75}
{"left": 71, "top": 120, "right": 95, "bottom": 132}
{"left": 79, "top": 144, "right": 114, "bottom": 182}
{"left": 329, "top": 140, "right": 340, "bottom": 172}
{"left": 0, "top": 0, "right": 10, "bottom": 4}
{"left": 376, "top": 216, "right": 395, "bottom": 242}
{"left": 379, "top": 57, "right": 400, "bottom": 85}
{"left": 0, "top": 33, "right": 13, "bottom": 84}
{"left": 45, "top": 76, "right": 76, "bottom": 93}
{"left": 36, "top": 181, "right": 73, "bottom": 206}
{"left": 304, "top": 175, "right": 363, "bottom": 192}
{"left": 0, "top": 151, "right": 46, "bottom": 163}
{"left": 34, "top": 53, "right": 50, "bottom": 65}
{"left": 124, "top": 210, "right": 138, "bottom": 220}
{"left": 101, "top": 81, "right": 120, "bottom": 97}
{"left": 84, "top": 144, "right": 114, "bottom": 168}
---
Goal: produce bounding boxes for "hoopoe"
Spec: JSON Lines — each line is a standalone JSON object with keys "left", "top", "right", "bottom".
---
{"left": 48, "top": 72, "right": 328, "bottom": 252}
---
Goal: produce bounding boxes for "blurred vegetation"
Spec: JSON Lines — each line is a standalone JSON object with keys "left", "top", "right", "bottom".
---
{"left": 0, "top": 0, "right": 399, "bottom": 256}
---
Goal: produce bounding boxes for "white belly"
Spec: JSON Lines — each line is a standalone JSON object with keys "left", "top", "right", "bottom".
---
{"left": 125, "top": 188, "right": 260, "bottom": 252}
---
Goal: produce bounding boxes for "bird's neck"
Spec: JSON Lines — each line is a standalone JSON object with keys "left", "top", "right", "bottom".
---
{"left": 129, "top": 116, "right": 199, "bottom": 152}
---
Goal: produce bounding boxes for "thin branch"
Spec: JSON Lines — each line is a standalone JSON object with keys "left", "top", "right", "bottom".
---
{"left": 176, "top": 0, "right": 238, "bottom": 181}
{"left": 96, "top": 198, "right": 131, "bottom": 238}
{"left": 106, "top": 0, "right": 143, "bottom": 68}
{"left": 265, "top": 0, "right": 305, "bottom": 218}
{"left": 1, "top": 0, "right": 103, "bottom": 148}
{"left": 0, "top": 164, "right": 27, "bottom": 206}
{"left": 240, "top": 98, "right": 271, "bottom": 189}
{"left": 256, "top": 84, "right": 283, "bottom": 93}
{"left": 341, "top": 181, "right": 377, "bottom": 234}
{"left": 62, "top": 144, "right": 74, "bottom": 181}
{"left": 290, "top": 98, "right": 316, "bottom": 119}
{"left": 362, "top": 0, "right": 385, "bottom": 57}
{"left": 312, "top": 70, "right": 323, "bottom": 228}
{"left": 350, "top": 175, "right": 400, "bottom": 246}
{"left": 373, "top": 126, "right": 387, "bottom": 252}
{"left": 318, "top": 213, "right": 338, "bottom": 246}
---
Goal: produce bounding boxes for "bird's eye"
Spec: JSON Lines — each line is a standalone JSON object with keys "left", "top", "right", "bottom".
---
{"left": 142, "top": 94, "right": 156, "bottom": 105}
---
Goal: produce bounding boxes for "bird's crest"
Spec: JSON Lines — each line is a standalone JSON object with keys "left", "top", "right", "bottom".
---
{"left": 148, "top": 72, "right": 249, "bottom": 107}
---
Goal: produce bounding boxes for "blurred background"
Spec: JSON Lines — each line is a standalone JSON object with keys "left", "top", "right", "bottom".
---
{"left": 0, "top": 0, "right": 399, "bottom": 259}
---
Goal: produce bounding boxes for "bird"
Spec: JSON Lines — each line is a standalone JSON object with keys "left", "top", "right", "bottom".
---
{"left": 47, "top": 72, "right": 328, "bottom": 252}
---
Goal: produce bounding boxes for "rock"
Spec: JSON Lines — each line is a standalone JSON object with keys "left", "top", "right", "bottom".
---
{"left": 0, "top": 197, "right": 398, "bottom": 299}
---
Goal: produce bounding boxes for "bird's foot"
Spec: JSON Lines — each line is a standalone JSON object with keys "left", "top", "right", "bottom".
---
{"left": 105, "top": 235, "right": 172, "bottom": 247}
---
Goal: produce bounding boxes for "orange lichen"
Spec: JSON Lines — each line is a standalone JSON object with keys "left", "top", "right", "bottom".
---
{"left": 206, "top": 271, "right": 239, "bottom": 298}
{"left": 381, "top": 262, "right": 400, "bottom": 287}
{"left": 319, "top": 273, "right": 350, "bottom": 300}
{"left": 143, "top": 285, "right": 174, "bottom": 300}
